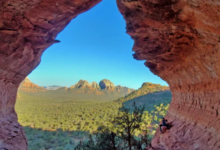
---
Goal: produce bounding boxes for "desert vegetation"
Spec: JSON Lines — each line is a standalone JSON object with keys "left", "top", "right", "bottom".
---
{"left": 16, "top": 81, "right": 171, "bottom": 149}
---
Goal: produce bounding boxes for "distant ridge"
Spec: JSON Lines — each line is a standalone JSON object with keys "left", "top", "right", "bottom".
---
{"left": 18, "top": 78, "right": 135, "bottom": 101}
{"left": 116, "top": 82, "right": 169, "bottom": 103}
{"left": 65, "top": 79, "right": 135, "bottom": 97}
{"left": 115, "top": 82, "right": 171, "bottom": 111}
{"left": 43, "top": 86, "right": 63, "bottom": 90}
{"left": 68, "top": 79, "right": 134, "bottom": 92}
{"left": 19, "top": 78, "right": 46, "bottom": 93}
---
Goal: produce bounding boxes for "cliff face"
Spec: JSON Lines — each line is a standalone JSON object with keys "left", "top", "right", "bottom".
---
{"left": 116, "top": 0, "right": 220, "bottom": 149}
{"left": 99, "top": 79, "right": 116, "bottom": 90}
{"left": 91, "top": 81, "right": 100, "bottom": 90}
{"left": 0, "top": 0, "right": 219, "bottom": 149}
{"left": 0, "top": 0, "right": 101, "bottom": 149}
{"left": 72, "top": 80, "right": 91, "bottom": 89}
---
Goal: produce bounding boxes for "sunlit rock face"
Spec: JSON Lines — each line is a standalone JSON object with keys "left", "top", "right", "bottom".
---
{"left": 99, "top": 79, "right": 115, "bottom": 90}
{"left": 91, "top": 81, "right": 101, "bottom": 90}
{"left": 19, "top": 77, "right": 46, "bottom": 93}
{"left": 0, "top": 0, "right": 101, "bottom": 149}
{"left": 73, "top": 80, "right": 91, "bottom": 89}
{"left": 117, "top": 0, "right": 220, "bottom": 149}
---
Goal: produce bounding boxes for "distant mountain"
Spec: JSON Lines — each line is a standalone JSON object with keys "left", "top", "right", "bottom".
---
{"left": 99, "top": 79, "right": 115, "bottom": 90}
{"left": 18, "top": 78, "right": 171, "bottom": 105}
{"left": 91, "top": 81, "right": 100, "bottom": 90}
{"left": 19, "top": 78, "right": 46, "bottom": 93}
{"left": 43, "top": 85, "right": 63, "bottom": 90}
{"left": 65, "top": 79, "right": 134, "bottom": 96}
{"left": 70, "top": 80, "right": 91, "bottom": 89}
{"left": 116, "top": 82, "right": 172, "bottom": 111}
{"left": 18, "top": 78, "right": 135, "bottom": 101}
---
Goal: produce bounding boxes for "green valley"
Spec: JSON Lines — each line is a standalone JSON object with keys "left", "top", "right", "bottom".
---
{"left": 15, "top": 78, "right": 172, "bottom": 150}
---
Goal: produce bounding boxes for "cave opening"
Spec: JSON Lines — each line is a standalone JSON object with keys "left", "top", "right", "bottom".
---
{"left": 14, "top": 0, "right": 170, "bottom": 149}
{"left": 2, "top": 0, "right": 220, "bottom": 149}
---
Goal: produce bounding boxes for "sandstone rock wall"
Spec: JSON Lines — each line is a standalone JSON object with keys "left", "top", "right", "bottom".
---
{"left": 0, "top": 0, "right": 101, "bottom": 149}
{"left": 116, "top": 0, "right": 220, "bottom": 149}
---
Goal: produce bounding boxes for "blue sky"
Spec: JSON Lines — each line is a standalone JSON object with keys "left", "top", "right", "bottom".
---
{"left": 28, "top": 0, "right": 167, "bottom": 89}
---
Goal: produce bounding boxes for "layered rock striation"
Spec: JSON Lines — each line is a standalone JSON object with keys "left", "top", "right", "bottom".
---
{"left": 0, "top": 0, "right": 101, "bottom": 149}
{"left": 117, "top": 0, "right": 220, "bottom": 149}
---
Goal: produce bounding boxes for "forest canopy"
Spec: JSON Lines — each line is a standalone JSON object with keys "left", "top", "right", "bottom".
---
{"left": 16, "top": 82, "right": 171, "bottom": 149}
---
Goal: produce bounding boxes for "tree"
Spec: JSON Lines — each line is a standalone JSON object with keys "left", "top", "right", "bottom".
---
{"left": 75, "top": 135, "right": 96, "bottom": 150}
{"left": 95, "top": 130, "right": 118, "bottom": 150}
{"left": 95, "top": 125, "right": 122, "bottom": 150}
{"left": 75, "top": 141, "right": 84, "bottom": 150}
{"left": 113, "top": 102, "right": 145, "bottom": 150}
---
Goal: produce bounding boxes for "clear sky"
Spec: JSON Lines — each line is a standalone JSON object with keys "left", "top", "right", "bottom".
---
{"left": 28, "top": 0, "right": 168, "bottom": 89}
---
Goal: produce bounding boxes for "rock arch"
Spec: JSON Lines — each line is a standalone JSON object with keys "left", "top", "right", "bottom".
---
{"left": 0, "top": 0, "right": 220, "bottom": 149}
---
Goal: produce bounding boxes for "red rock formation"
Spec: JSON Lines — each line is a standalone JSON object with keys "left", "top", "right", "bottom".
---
{"left": 0, "top": 0, "right": 220, "bottom": 149}
{"left": 68, "top": 79, "right": 134, "bottom": 96}
{"left": 116, "top": 0, "right": 220, "bottom": 149}
{"left": 19, "top": 78, "right": 46, "bottom": 93}
{"left": 99, "top": 79, "right": 116, "bottom": 90}
{"left": 0, "top": 0, "right": 101, "bottom": 149}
